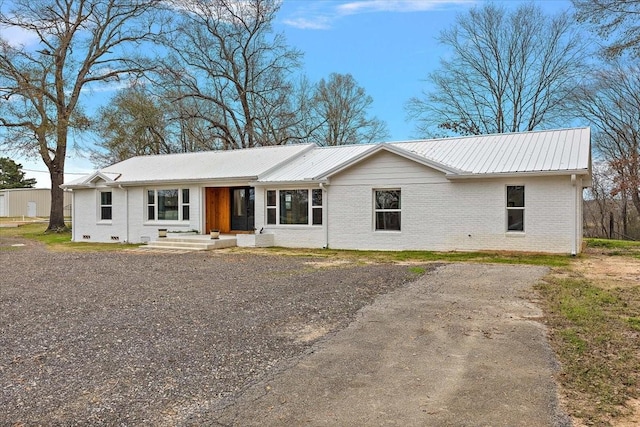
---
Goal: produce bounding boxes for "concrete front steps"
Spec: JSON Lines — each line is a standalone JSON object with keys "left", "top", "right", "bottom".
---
{"left": 142, "top": 234, "right": 237, "bottom": 252}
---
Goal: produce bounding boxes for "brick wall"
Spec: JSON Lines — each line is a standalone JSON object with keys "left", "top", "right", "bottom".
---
{"left": 325, "top": 151, "right": 580, "bottom": 253}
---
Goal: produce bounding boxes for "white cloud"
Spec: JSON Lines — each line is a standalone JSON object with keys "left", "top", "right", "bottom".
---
{"left": 337, "top": 0, "right": 473, "bottom": 15}
{"left": 0, "top": 24, "right": 39, "bottom": 47}
{"left": 283, "top": 0, "right": 475, "bottom": 30}
{"left": 282, "top": 16, "right": 332, "bottom": 30}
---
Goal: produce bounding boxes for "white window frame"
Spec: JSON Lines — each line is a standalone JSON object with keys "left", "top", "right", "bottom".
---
{"left": 506, "top": 185, "right": 525, "bottom": 233}
{"left": 99, "top": 190, "right": 112, "bottom": 222}
{"left": 146, "top": 188, "right": 190, "bottom": 222}
{"left": 265, "top": 188, "right": 322, "bottom": 226}
{"left": 374, "top": 188, "right": 401, "bottom": 232}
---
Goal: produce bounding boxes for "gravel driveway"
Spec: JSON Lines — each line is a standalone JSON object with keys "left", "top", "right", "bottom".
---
{"left": 2, "top": 238, "right": 567, "bottom": 426}
{"left": 0, "top": 240, "right": 418, "bottom": 425}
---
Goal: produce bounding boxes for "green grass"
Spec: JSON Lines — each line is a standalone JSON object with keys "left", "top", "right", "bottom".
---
{"left": 586, "top": 238, "right": 640, "bottom": 249}
{"left": 1, "top": 223, "right": 137, "bottom": 251}
{"left": 536, "top": 276, "right": 640, "bottom": 425}
{"left": 408, "top": 266, "right": 427, "bottom": 275}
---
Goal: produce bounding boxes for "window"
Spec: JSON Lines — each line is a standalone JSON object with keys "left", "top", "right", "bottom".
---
{"left": 280, "top": 190, "right": 308, "bottom": 224}
{"left": 147, "top": 190, "right": 155, "bottom": 220}
{"left": 265, "top": 189, "right": 322, "bottom": 226}
{"left": 266, "top": 190, "right": 277, "bottom": 225}
{"left": 182, "top": 189, "right": 190, "bottom": 221}
{"left": 374, "top": 189, "right": 401, "bottom": 231}
{"left": 146, "top": 188, "right": 190, "bottom": 221}
{"left": 312, "top": 189, "right": 323, "bottom": 225}
{"left": 100, "top": 191, "right": 112, "bottom": 221}
{"left": 506, "top": 185, "right": 525, "bottom": 232}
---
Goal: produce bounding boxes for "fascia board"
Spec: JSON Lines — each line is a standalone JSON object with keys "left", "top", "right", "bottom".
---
{"left": 445, "top": 169, "right": 591, "bottom": 180}
{"left": 60, "top": 171, "right": 118, "bottom": 189}
{"left": 102, "top": 176, "right": 258, "bottom": 187}
{"left": 256, "top": 143, "right": 317, "bottom": 180}
{"left": 252, "top": 179, "right": 328, "bottom": 187}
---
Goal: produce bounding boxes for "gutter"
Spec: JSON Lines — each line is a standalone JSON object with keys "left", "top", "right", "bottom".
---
{"left": 251, "top": 179, "right": 329, "bottom": 187}
{"left": 119, "top": 185, "right": 129, "bottom": 243}
{"left": 571, "top": 174, "right": 578, "bottom": 256}
{"left": 319, "top": 182, "right": 329, "bottom": 248}
{"left": 445, "top": 169, "right": 590, "bottom": 180}
{"left": 65, "top": 176, "right": 259, "bottom": 190}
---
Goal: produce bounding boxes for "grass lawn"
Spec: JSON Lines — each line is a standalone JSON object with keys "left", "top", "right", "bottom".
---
{"left": 0, "top": 222, "right": 137, "bottom": 251}
{"left": 534, "top": 239, "right": 640, "bottom": 426}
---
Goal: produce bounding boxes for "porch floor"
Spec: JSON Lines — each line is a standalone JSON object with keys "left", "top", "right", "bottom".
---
{"left": 142, "top": 234, "right": 237, "bottom": 252}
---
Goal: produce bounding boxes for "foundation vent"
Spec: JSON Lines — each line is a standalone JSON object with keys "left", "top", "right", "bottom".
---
{"left": 110, "top": 236, "right": 120, "bottom": 241}
{"left": 82, "top": 235, "right": 91, "bottom": 240}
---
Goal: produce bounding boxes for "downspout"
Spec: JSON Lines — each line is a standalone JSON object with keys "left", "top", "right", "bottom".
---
{"left": 119, "top": 185, "right": 129, "bottom": 243}
{"left": 69, "top": 189, "right": 75, "bottom": 242}
{"left": 320, "top": 182, "right": 329, "bottom": 249}
{"left": 571, "top": 174, "right": 577, "bottom": 256}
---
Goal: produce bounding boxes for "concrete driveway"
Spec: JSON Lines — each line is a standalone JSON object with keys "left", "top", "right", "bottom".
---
{"left": 211, "top": 263, "right": 570, "bottom": 426}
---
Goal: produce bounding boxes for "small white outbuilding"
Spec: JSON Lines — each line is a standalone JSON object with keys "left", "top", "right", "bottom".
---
{"left": 62, "top": 127, "right": 592, "bottom": 254}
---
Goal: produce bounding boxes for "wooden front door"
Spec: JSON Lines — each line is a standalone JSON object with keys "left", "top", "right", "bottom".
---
{"left": 205, "top": 187, "right": 231, "bottom": 233}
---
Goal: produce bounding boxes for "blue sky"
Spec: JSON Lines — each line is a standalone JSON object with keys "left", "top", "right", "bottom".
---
{"left": 4, "top": 0, "right": 575, "bottom": 187}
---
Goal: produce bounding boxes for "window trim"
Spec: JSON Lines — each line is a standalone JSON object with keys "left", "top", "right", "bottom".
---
{"left": 98, "top": 190, "right": 113, "bottom": 222}
{"left": 506, "top": 185, "right": 525, "bottom": 233}
{"left": 265, "top": 188, "right": 322, "bottom": 226}
{"left": 374, "top": 188, "right": 401, "bottom": 232}
{"left": 145, "top": 188, "right": 190, "bottom": 222}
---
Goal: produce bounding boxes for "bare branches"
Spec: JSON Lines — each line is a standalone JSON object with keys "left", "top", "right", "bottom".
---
{"left": 0, "top": 0, "right": 168, "bottom": 229}
{"left": 406, "top": 2, "right": 586, "bottom": 137}
{"left": 573, "top": 0, "right": 640, "bottom": 58}
{"left": 165, "top": 0, "right": 302, "bottom": 149}
{"left": 307, "top": 73, "right": 388, "bottom": 146}
{"left": 571, "top": 62, "right": 640, "bottom": 217}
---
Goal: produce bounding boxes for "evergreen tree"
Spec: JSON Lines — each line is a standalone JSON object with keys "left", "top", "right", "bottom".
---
{"left": 0, "top": 157, "right": 37, "bottom": 189}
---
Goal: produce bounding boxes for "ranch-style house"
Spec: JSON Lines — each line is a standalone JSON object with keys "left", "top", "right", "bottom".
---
{"left": 62, "top": 127, "right": 592, "bottom": 254}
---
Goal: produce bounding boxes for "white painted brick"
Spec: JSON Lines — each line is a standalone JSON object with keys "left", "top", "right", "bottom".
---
{"left": 71, "top": 151, "right": 583, "bottom": 253}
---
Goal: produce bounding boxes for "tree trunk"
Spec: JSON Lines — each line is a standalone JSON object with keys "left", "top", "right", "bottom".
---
{"left": 47, "top": 162, "right": 67, "bottom": 231}
{"left": 631, "top": 190, "right": 640, "bottom": 228}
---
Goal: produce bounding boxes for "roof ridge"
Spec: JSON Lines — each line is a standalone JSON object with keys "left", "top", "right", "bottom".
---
{"left": 385, "top": 126, "right": 590, "bottom": 145}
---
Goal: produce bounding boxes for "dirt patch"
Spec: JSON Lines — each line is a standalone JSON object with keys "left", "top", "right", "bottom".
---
{"left": 304, "top": 259, "right": 354, "bottom": 268}
{"left": 573, "top": 250, "right": 640, "bottom": 289}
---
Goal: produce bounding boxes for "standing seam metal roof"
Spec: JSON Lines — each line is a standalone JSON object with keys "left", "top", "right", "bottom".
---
{"left": 388, "top": 127, "right": 590, "bottom": 175}
{"left": 96, "top": 144, "right": 314, "bottom": 184}
{"left": 62, "top": 128, "right": 591, "bottom": 188}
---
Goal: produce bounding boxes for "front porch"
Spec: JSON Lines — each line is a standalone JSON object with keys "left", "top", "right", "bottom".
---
{"left": 143, "top": 233, "right": 238, "bottom": 251}
{"left": 141, "top": 232, "right": 274, "bottom": 252}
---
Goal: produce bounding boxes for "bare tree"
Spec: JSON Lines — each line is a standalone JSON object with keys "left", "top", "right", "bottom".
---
{"left": 406, "top": 2, "right": 586, "bottom": 137}
{"left": 571, "top": 62, "right": 640, "bottom": 221}
{"left": 308, "top": 73, "right": 388, "bottom": 146}
{"left": 165, "top": 0, "right": 302, "bottom": 149}
{"left": 573, "top": 0, "right": 640, "bottom": 58}
{"left": 91, "top": 85, "right": 172, "bottom": 166}
{"left": 0, "top": 0, "right": 167, "bottom": 230}
{"left": 584, "top": 162, "right": 616, "bottom": 238}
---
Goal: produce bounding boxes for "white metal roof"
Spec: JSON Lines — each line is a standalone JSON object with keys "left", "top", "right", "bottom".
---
{"left": 257, "top": 144, "right": 374, "bottom": 182}
{"left": 63, "top": 128, "right": 591, "bottom": 188}
{"left": 65, "top": 144, "right": 314, "bottom": 187}
{"left": 389, "top": 127, "right": 591, "bottom": 176}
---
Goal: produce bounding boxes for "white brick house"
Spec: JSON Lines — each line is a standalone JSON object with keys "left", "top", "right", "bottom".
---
{"left": 62, "top": 127, "right": 591, "bottom": 254}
